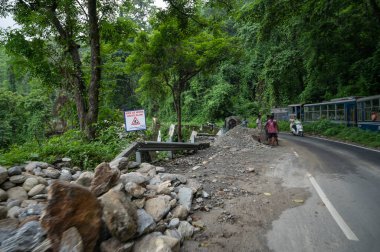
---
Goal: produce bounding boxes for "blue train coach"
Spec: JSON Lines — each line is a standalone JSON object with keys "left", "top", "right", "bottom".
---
{"left": 357, "top": 95, "right": 380, "bottom": 131}
{"left": 303, "top": 97, "right": 357, "bottom": 126}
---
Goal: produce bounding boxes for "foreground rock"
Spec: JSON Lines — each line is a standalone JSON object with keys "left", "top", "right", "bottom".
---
{"left": 0, "top": 158, "right": 209, "bottom": 251}
{"left": 40, "top": 181, "right": 102, "bottom": 252}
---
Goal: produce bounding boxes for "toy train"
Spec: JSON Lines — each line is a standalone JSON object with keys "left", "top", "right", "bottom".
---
{"left": 271, "top": 94, "right": 380, "bottom": 132}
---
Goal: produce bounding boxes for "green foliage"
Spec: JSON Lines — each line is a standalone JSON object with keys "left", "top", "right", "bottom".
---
{"left": 0, "top": 122, "right": 140, "bottom": 169}
{"left": 303, "top": 120, "right": 380, "bottom": 148}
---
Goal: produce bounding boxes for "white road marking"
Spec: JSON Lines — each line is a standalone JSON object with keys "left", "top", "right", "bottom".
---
{"left": 306, "top": 173, "right": 359, "bottom": 241}
{"left": 293, "top": 151, "right": 299, "bottom": 157}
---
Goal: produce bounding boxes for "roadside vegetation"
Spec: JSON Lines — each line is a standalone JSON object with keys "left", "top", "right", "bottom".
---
{"left": 303, "top": 120, "right": 380, "bottom": 149}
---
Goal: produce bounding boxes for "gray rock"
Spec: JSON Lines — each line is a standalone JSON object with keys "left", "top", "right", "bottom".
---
{"left": 144, "top": 195, "right": 172, "bottom": 222}
{"left": 125, "top": 182, "right": 146, "bottom": 198}
{"left": 7, "top": 166, "right": 23, "bottom": 176}
{"left": 160, "top": 173, "right": 187, "bottom": 184}
{"left": 137, "top": 209, "right": 156, "bottom": 236}
{"left": 171, "top": 205, "right": 188, "bottom": 220}
{"left": 71, "top": 171, "right": 82, "bottom": 181}
{"left": 155, "top": 166, "right": 166, "bottom": 173}
{"left": 9, "top": 174, "right": 27, "bottom": 184}
{"left": 132, "top": 232, "right": 180, "bottom": 252}
{"left": 33, "top": 167, "right": 45, "bottom": 177}
{"left": 7, "top": 206, "right": 21, "bottom": 218}
{"left": 1, "top": 181, "right": 15, "bottom": 190}
{"left": 0, "top": 188, "right": 7, "bottom": 202}
{"left": 128, "top": 161, "right": 140, "bottom": 169}
{"left": 31, "top": 194, "right": 48, "bottom": 200}
{"left": 148, "top": 175, "right": 162, "bottom": 185}
{"left": 7, "top": 186, "right": 28, "bottom": 201}
{"left": 31, "top": 238, "right": 52, "bottom": 252}
{"left": 25, "top": 162, "right": 49, "bottom": 173}
{"left": 147, "top": 180, "right": 173, "bottom": 195}
{"left": 44, "top": 167, "right": 60, "bottom": 179}
{"left": 0, "top": 167, "right": 8, "bottom": 185}
{"left": 100, "top": 238, "right": 134, "bottom": 252}
{"left": 110, "top": 157, "right": 129, "bottom": 171}
{"left": 59, "top": 169, "right": 73, "bottom": 181}
{"left": 202, "top": 190, "right": 210, "bottom": 198}
{"left": 0, "top": 219, "right": 18, "bottom": 245}
{"left": 136, "top": 163, "right": 156, "bottom": 179}
{"left": 59, "top": 227, "right": 83, "bottom": 252}
{"left": 62, "top": 157, "right": 71, "bottom": 162}
{"left": 177, "top": 221, "right": 194, "bottom": 239}
{"left": 120, "top": 172, "right": 149, "bottom": 185}
{"left": 0, "top": 220, "right": 45, "bottom": 252}
{"left": 101, "top": 190, "right": 138, "bottom": 242}
{"left": 0, "top": 205, "right": 7, "bottom": 219}
{"left": 7, "top": 199, "right": 21, "bottom": 209}
{"left": 164, "top": 229, "right": 182, "bottom": 243}
{"left": 18, "top": 204, "right": 44, "bottom": 220}
{"left": 178, "top": 187, "right": 193, "bottom": 211}
{"left": 132, "top": 198, "right": 146, "bottom": 209}
{"left": 23, "top": 177, "right": 39, "bottom": 192}
{"left": 168, "top": 218, "right": 180, "bottom": 228}
{"left": 75, "top": 171, "right": 94, "bottom": 187}
{"left": 186, "top": 179, "right": 202, "bottom": 194}
{"left": 28, "top": 184, "right": 46, "bottom": 197}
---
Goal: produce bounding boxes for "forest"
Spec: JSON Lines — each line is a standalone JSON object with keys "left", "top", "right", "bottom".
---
{"left": 1, "top": 0, "right": 380, "bottom": 168}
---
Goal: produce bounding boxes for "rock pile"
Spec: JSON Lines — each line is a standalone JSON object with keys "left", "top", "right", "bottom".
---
{"left": 214, "top": 125, "right": 268, "bottom": 149}
{"left": 0, "top": 158, "right": 208, "bottom": 252}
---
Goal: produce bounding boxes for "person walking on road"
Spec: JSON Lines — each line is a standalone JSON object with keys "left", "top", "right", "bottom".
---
{"left": 266, "top": 115, "right": 279, "bottom": 146}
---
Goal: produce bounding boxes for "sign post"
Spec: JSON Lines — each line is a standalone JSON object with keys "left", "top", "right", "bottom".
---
{"left": 124, "top": 109, "right": 147, "bottom": 132}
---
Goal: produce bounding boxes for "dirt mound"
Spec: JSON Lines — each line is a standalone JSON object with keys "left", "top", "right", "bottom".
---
{"left": 214, "top": 125, "right": 267, "bottom": 149}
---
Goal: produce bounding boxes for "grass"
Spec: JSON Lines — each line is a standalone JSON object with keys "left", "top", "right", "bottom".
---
{"left": 301, "top": 120, "right": 380, "bottom": 148}
{"left": 0, "top": 124, "right": 142, "bottom": 170}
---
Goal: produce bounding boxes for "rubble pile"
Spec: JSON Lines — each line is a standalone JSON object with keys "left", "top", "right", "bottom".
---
{"left": 0, "top": 157, "right": 209, "bottom": 252}
{"left": 213, "top": 125, "right": 268, "bottom": 149}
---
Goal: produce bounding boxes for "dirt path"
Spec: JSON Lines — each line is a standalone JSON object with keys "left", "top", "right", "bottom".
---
{"left": 157, "top": 126, "right": 310, "bottom": 252}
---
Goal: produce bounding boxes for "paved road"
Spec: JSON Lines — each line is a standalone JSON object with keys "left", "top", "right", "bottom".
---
{"left": 266, "top": 133, "right": 380, "bottom": 252}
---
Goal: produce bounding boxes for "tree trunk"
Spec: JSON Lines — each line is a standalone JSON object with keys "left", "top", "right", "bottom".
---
{"left": 86, "top": 0, "right": 101, "bottom": 139}
{"left": 171, "top": 87, "right": 182, "bottom": 142}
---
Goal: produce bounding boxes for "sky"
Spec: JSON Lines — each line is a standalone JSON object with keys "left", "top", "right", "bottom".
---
{"left": 0, "top": 0, "right": 168, "bottom": 29}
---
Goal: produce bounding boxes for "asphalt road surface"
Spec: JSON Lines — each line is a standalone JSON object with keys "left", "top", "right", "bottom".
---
{"left": 266, "top": 133, "right": 380, "bottom": 252}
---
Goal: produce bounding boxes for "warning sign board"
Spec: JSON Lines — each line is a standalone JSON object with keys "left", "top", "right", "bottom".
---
{"left": 124, "top": 109, "right": 146, "bottom": 132}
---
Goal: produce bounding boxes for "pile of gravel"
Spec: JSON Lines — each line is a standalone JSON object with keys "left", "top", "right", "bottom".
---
{"left": 213, "top": 126, "right": 268, "bottom": 149}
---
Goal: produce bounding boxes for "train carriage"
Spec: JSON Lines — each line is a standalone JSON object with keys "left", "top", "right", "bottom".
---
{"left": 357, "top": 95, "right": 380, "bottom": 131}
{"left": 303, "top": 97, "right": 357, "bottom": 126}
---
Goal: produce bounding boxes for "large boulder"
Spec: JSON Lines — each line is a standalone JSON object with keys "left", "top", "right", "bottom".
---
{"left": 59, "top": 227, "right": 83, "bottom": 252}
{"left": 132, "top": 232, "right": 180, "bottom": 252}
{"left": 109, "top": 157, "right": 129, "bottom": 171}
{"left": 75, "top": 172, "right": 94, "bottom": 187}
{"left": 136, "top": 209, "right": 156, "bottom": 236}
{"left": 125, "top": 182, "right": 146, "bottom": 198}
{"left": 90, "top": 162, "right": 120, "bottom": 197}
{"left": 0, "top": 221, "right": 45, "bottom": 252}
{"left": 40, "top": 181, "right": 102, "bottom": 252}
{"left": 120, "top": 172, "right": 149, "bottom": 185}
{"left": 100, "top": 238, "right": 134, "bottom": 252}
{"left": 23, "top": 177, "right": 39, "bottom": 192}
{"left": 7, "top": 186, "right": 28, "bottom": 201}
{"left": 0, "top": 166, "right": 9, "bottom": 184}
{"left": 101, "top": 190, "right": 138, "bottom": 242}
{"left": 144, "top": 195, "right": 172, "bottom": 222}
{"left": 178, "top": 187, "right": 193, "bottom": 211}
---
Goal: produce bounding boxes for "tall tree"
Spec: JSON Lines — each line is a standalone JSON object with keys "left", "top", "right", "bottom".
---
{"left": 128, "top": 8, "right": 234, "bottom": 141}
{"left": 2, "top": 0, "right": 106, "bottom": 139}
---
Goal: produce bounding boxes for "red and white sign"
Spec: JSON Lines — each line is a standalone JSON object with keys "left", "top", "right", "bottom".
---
{"left": 124, "top": 109, "right": 146, "bottom": 132}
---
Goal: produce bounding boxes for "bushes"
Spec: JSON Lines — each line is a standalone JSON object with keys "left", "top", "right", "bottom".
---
{"left": 0, "top": 122, "right": 142, "bottom": 170}
{"left": 303, "top": 120, "right": 380, "bottom": 148}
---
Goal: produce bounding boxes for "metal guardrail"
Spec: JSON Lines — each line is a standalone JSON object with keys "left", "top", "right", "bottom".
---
{"left": 115, "top": 141, "right": 210, "bottom": 163}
